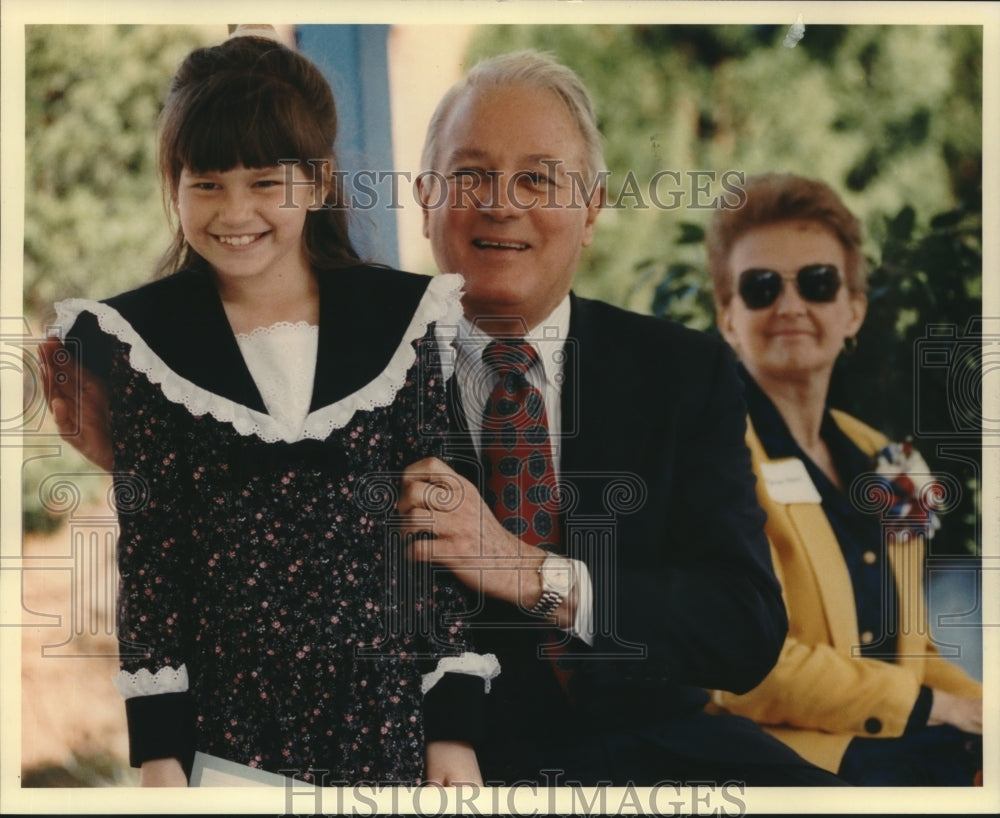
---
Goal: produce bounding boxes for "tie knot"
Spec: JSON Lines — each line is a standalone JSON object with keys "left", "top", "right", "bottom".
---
{"left": 483, "top": 340, "right": 538, "bottom": 377}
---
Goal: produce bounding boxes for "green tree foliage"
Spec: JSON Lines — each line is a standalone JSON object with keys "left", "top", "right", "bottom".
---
{"left": 465, "top": 24, "right": 981, "bottom": 309}
{"left": 839, "top": 199, "right": 984, "bottom": 557}
{"left": 22, "top": 25, "right": 983, "bottom": 553}
{"left": 22, "top": 25, "right": 218, "bottom": 532}
{"left": 24, "top": 25, "right": 218, "bottom": 317}
{"left": 466, "top": 25, "right": 983, "bottom": 554}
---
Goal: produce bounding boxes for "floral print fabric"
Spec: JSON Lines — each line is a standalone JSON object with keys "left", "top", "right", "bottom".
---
{"left": 110, "top": 330, "right": 471, "bottom": 783}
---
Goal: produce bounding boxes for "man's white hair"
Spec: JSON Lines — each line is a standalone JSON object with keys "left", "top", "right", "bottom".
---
{"left": 421, "top": 50, "right": 607, "bottom": 184}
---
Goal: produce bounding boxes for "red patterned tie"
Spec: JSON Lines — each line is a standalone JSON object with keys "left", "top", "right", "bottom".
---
{"left": 480, "top": 340, "right": 571, "bottom": 691}
{"left": 480, "top": 340, "right": 560, "bottom": 552}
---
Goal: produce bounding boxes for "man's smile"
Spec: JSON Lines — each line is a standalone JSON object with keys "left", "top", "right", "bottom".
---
{"left": 472, "top": 238, "right": 530, "bottom": 251}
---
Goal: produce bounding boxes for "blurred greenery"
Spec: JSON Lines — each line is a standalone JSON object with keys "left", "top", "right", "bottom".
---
{"left": 23, "top": 25, "right": 218, "bottom": 534}
{"left": 16, "top": 22, "right": 986, "bottom": 790}
{"left": 466, "top": 24, "right": 981, "bottom": 308}
{"left": 23, "top": 23, "right": 984, "bottom": 554}
{"left": 24, "top": 25, "right": 219, "bottom": 316}
{"left": 467, "top": 25, "right": 983, "bottom": 554}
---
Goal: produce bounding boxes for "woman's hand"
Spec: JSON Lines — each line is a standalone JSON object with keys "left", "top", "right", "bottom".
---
{"left": 140, "top": 757, "right": 188, "bottom": 787}
{"left": 424, "top": 740, "right": 483, "bottom": 786}
{"left": 928, "top": 688, "right": 982, "bottom": 735}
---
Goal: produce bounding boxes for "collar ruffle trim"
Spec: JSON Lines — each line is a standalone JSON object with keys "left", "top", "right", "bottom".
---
{"left": 53, "top": 273, "right": 465, "bottom": 444}
{"left": 420, "top": 651, "right": 501, "bottom": 695}
{"left": 112, "top": 651, "right": 500, "bottom": 701}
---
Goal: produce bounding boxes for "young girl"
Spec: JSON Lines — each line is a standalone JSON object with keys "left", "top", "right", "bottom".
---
{"left": 52, "top": 32, "right": 497, "bottom": 787}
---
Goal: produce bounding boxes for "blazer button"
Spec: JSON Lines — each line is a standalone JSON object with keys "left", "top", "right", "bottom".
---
{"left": 863, "top": 550, "right": 877, "bottom": 565}
{"left": 860, "top": 631, "right": 874, "bottom": 644}
{"left": 864, "top": 717, "right": 882, "bottom": 734}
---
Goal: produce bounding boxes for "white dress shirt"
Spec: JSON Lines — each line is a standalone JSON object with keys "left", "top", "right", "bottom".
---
{"left": 435, "top": 295, "right": 594, "bottom": 645}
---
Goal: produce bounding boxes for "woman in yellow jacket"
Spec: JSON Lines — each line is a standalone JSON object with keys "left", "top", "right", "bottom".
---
{"left": 706, "top": 173, "right": 982, "bottom": 785}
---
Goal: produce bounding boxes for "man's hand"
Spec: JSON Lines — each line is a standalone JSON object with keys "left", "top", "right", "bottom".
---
{"left": 38, "top": 335, "right": 114, "bottom": 471}
{"left": 928, "top": 689, "right": 983, "bottom": 735}
{"left": 397, "top": 457, "right": 545, "bottom": 610}
{"left": 424, "top": 740, "right": 483, "bottom": 786}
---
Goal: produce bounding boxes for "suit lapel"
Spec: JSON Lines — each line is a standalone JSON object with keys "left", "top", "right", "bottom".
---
{"left": 560, "top": 294, "right": 635, "bottom": 478}
{"left": 443, "top": 372, "right": 482, "bottom": 484}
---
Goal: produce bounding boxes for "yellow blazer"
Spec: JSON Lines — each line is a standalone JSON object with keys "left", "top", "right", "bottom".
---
{"left": 713, "top": 410, "right": 982, "bottom": 773}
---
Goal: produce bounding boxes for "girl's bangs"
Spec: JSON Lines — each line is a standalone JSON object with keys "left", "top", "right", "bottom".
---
{"left": 175, "top": 78, "right": 328, "bottom": 173}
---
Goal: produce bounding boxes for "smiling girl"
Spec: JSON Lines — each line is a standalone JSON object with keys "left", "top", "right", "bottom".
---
{"left": 51, "top": 32, "right": 496, "bottom": 787}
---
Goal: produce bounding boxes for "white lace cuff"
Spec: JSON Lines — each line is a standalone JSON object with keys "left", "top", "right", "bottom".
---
{"left": 52, "top": 272, "right": 465, "bottom": 444}
{"left": 113, "top": 665, "right": 189, "bottom": 700}
{"left": 421, "top": 652, "right": 501, "bottom": 695}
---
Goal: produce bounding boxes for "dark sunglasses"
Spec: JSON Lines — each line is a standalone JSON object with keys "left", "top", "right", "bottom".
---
{"left": 737, "top": 264, "right": 842, "bottom": 310}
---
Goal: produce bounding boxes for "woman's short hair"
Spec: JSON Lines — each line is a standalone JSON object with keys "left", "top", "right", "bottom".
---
{"left": 421, "top": 49, "right": 606, "bottom": 185}
{"left": 707, "top": 172, "right": 867, "bottom": 306}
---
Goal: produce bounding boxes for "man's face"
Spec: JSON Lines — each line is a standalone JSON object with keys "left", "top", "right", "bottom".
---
{"left": 421, "top": 83, "right": 601, "bottom": 333}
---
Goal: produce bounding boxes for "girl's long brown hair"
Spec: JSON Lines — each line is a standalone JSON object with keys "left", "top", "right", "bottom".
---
{"left": 155, "top": 35, "right": 360, "bottom": 277}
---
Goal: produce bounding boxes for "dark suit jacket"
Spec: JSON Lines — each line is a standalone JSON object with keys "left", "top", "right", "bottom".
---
{"left": 448, "top": 293, "right": 794, "bottom": 783}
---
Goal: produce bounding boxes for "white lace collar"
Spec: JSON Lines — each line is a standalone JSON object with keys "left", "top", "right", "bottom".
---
{"left": 53, "top": 273, "right": 464, "bottom": 444}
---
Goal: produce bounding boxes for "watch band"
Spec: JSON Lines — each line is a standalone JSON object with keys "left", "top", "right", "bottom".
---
{"left": 528, "top": 588, "right": 564, "bottom": 618}
{"left": 528, "top": 554, "right": 573, "bottom": 618}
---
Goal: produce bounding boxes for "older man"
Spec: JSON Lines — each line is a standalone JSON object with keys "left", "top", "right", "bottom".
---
{"left": 42, "top": 49, "right": 844, "bottom": 787}
{"left": 394, "top": 51, "right": 843, "bottom": 786}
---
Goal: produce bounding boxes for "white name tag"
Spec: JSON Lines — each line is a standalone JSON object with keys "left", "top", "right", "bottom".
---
{"left": 760, "top": 458, "right": 822, "bottom": 504}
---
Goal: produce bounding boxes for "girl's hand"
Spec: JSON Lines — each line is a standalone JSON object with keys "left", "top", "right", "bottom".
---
{"left": 424, "top": 740, "right": 483, "bottom": 786}
{"left": 140, "top": 757, "right": 188, "bottom": 787}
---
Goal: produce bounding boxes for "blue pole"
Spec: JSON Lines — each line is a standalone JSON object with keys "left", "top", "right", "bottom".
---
{"left": 296, "top": 25, "right": 400, "bottom": 268}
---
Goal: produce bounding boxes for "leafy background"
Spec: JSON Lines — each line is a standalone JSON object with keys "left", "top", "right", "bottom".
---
{"left": 17, "top": 23, "right": 985, "bottom": 785}
{"left": 465, "top": 24, "right": 984, "bottom": 558}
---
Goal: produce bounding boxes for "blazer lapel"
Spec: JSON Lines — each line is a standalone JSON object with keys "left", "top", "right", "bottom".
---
{"left": 888, "top": 537, "right": 928, "bottom": 673}
{"left": 787, "top": 502, "right": 860, "bottom": 651}
{"left": 832, "top": 416, "right": 928, "bottom": 671}
{"left": 834, "top": 414, "right": 927, "bottom": 667}
{"left": 745, "top": 423, "right": 859, "bottom": 651}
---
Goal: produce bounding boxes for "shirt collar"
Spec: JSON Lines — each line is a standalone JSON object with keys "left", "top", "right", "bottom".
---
{"left": 438, "top": 294, "right": 571, "bottom": 388}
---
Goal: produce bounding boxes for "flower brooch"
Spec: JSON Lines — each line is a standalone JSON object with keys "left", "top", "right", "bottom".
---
{"left": 871, "top": 441, "right": 944, "bottom": 539}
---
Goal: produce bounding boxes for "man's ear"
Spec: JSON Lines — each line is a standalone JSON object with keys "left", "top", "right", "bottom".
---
{"left": 580, "top": 185, "right": 604, "bottom": 248}
{"left": 418, "top": 173, "right": 440, "bottom": 239}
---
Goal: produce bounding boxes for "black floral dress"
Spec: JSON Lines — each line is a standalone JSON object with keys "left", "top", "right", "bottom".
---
{"left": 58, "top": 266, "right": 495, "bottom": 784}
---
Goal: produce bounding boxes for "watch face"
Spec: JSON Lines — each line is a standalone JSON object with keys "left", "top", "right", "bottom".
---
{"left": 542, "top": 556, "right": 573, "bottom": 595}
